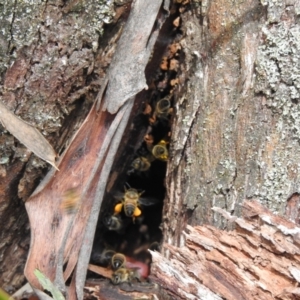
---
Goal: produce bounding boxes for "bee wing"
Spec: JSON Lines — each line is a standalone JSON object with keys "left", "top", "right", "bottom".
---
{"left": 113, "top": 191, "right": 124, "bottom": 201}
{"left": 139, "top": 196, "right": 159, "bottom": 206}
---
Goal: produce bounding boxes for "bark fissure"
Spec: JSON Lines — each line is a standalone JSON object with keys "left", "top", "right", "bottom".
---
{"left": 7, "top": 0, "right": 17, "bottom": 55}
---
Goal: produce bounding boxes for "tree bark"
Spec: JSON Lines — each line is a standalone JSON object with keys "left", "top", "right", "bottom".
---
{"left": 0, "top": 0, "right": 117, "bottom": 293}
{"left": 1, "top": 0, "right": 300, "bottom": 299}
{"left": 164, "top": 0, "right": 300, "bottom": 247}
{"left": 151, "top": 201, "right": 300, "bottom": 300}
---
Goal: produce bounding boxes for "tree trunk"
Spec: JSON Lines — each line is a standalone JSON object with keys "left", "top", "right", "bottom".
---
{"left": 1, "top": 0, "right": 300, "bottom": 299}
{"left": 164, "top": 0, "right": 300, "bottom": 246}
{"left": 159, "top": 0, "right": 300, "bottom": 298}
{"left": 0, "top": 0, "right": 117, "bottom": 293}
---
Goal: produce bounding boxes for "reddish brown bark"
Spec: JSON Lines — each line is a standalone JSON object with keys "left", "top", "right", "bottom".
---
{"left": 151, "top": 200, "right": 300, "bottom": 300}
{"left": 2, "top": 0, "right": 300, "bottom": 299}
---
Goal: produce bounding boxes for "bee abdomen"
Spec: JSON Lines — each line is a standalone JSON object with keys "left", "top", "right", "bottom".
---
{"left": 124, "top": 203, "right": 136, "bottom": 217}
{"left": 152, "top": 141, "right": 169, "bottom": 161}
{"left": 111, "top": 253, "right": 126, "bottom": 270}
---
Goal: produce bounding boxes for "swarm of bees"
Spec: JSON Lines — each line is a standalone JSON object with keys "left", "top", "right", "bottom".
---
{"left": 90, "top": 245, "right": 150, "bottom": 284}
{"left": 90, "top": 0, "right": 188, "bottom": 287}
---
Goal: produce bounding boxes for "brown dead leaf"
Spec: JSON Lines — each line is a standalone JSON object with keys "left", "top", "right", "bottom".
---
{"left": 0, "top": 101, "right": 58, "bottom": 169}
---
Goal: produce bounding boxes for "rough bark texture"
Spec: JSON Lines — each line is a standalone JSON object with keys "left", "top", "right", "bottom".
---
{"left": 0, "top": 0, "right": 117, "bottom": 293}
{"left": 151, "top": 200, "right": 300, "bottom": 300}
{"left": 164, "top": 0, "right": 300, "bottom": 247}
{"left": 1, "top": 0, "right": 300, "bottom": 298}
{"left": 24, "top": 1, "right": 165, "bottom": 299}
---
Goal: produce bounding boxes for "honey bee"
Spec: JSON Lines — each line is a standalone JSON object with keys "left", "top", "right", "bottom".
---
{"left": 90, "top": 247, "right": 116, "bottom": 267}
{"left": 129, "top": 154, "right": 156, "bottom": 174}
{"left": 100, "top": 249, "right": 116, "bottom": 267}
{"left": 131, "top": 156, "right": 151, "bottom": 172}
{"left": 114, "top": 187, "right": 157, "bottom": 221}
{"left": 103, "top": 214, "right": 123, "bottom": 231}
{"left": 152, "top": 140, "right": 169, "bottom": 161}
{"left": 60, "top": 188, "right": 80, "bottom": 214}
{"left": 160, "top": 56, "right": 168, "bottom": 71}
{"left": 149, "top": 97, "right": 173, "bottom": 125}
{"left": 111, "top": 267, "right": 142, "bottom": 285}
{"left": 111, "top": 253, "right": 126, "bottom": 270}
{"left": 156, "top": 97, "right": 172, "bottom": 119}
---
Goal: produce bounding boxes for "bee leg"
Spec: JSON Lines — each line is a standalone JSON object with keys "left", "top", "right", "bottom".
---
{"left": 149, "top": 115, "right": 156, "bottom": 125}
{"left": 114, "top": 203, "right": 123, "bottom": 214}
{"left": 127, "top": 168, "right": 135, "bottom": 175}
{"left": 135, "top": 214, "right": 144, "bottom": 224}
{"left": 132, "top": 207, "right": 142, "bottom": 223}
{"left": 133, "top": 207, "right": 142, "bottom": 217}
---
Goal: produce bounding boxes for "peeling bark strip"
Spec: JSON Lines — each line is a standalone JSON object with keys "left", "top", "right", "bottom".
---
{"left": 97, "top": 0, "right": 164, "bottom": 113}
{"left": 0, "top": 101, "right": 57, "bottom": 169}
{"left": 25, "top": 0, "right": 166, "bottom": 299}
{"left": 150, "top": 200, "right": 300, "bottom": 300}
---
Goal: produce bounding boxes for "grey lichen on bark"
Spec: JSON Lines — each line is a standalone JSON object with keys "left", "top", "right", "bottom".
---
{"left": 0, "top": 0, "right": 116, "bottom": 199}
{"left": 0, "top": 0, "right": 116, "bottom": 293}
{"left": 254, "top": 1, "right": 300, "bottom": 213}
{"left": 164, "top": 0, "right": 300, "bottom": 249}
{"left": 2, "top": 0, "right": 114, "bottom": 132}
{"left": 260, "top": 0, "right": 285, "bottom": 23}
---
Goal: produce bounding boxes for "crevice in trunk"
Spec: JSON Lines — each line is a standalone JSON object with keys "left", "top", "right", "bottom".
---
{"left": 87, "top": 0, "right": 187, "bottom": 294}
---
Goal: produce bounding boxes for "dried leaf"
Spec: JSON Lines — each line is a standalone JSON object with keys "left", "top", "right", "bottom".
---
{"left": 24, "top": 102, "right": 133, "bottom": 299}
{"left": 0, "top": 101, "right": 58, "bottom": 169}
{"left": 34, "top": 269, "right": 65, "bottom": 300}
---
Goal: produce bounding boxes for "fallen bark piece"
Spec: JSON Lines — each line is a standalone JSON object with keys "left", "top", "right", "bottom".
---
{"left": 0, "top": 100, "right": 58, "bottom": 169}
{"left": 150, "top": 200, "right": 300, "bottom": 300}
